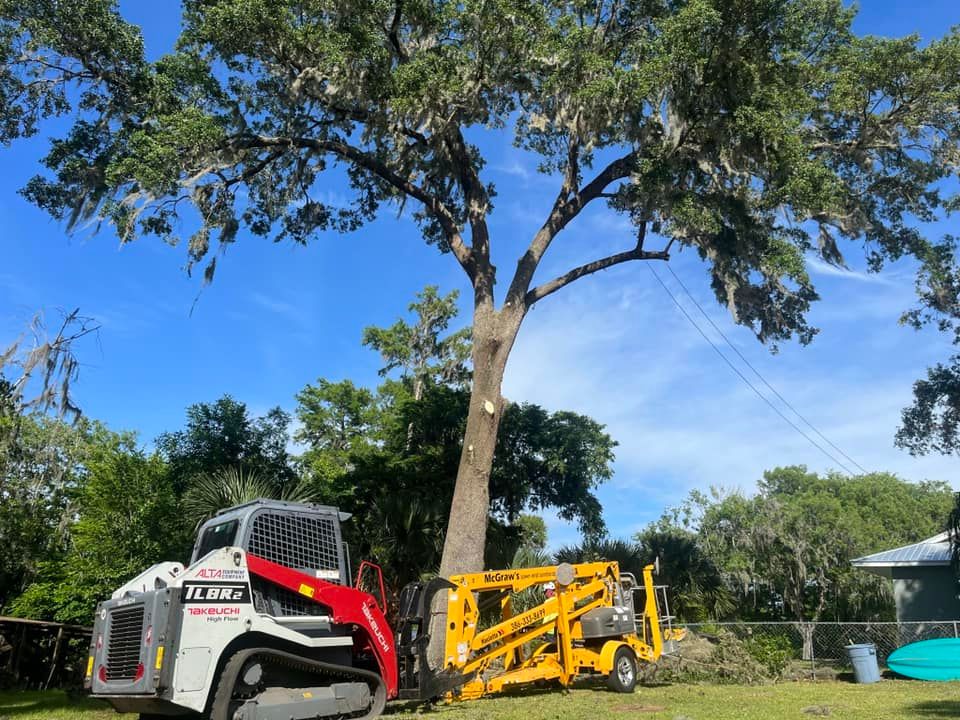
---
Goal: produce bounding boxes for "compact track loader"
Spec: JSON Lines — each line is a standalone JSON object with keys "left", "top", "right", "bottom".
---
{"left": 87, "top": 499, "right": 677, "bottom": 720}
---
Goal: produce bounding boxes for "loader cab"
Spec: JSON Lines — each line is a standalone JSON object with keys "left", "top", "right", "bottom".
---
{"left": 193, "top": 517, "right": 240, "bottom": 559}
{"left": 191, "top": 499, "right": 351, "bottom": 583}
{"left": 191, "top": 499, "right": 354, "bottom": 617}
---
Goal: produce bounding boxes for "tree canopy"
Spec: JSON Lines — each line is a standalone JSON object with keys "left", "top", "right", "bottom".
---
{"left": 2, "top": 0, "right": 957, "bottom": 332}
{"left": 157, "top": 395, "right": 298, "bottom": 493}
{"left": 3, "top": 0, "right": 960, "bottom": 574}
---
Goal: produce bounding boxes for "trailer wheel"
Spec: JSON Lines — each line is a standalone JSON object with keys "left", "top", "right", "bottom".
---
{"left": 606, "top": 646, "right": 637, "bottom": 693}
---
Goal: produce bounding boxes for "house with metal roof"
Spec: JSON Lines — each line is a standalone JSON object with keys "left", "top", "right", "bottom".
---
{"left": 852, "top": 533, "right": 960, "bottom": 622}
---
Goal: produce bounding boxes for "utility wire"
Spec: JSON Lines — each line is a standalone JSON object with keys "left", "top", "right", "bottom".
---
{"left": 661, "top": 263, "right": 868, "bottom": 475}
{"left": 646, "top": 263, "right": 860, "bottom": 476}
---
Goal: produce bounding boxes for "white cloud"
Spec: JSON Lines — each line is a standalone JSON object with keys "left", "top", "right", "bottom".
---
{"left": 492, "top": 159, "right": 532, "bottom": 182}
{"left": 806, "top": 257, "right": 894, "bottom": 284}
{"left": 502, "top": 262, "right": 958, "bottom": 542}
{"left": 251, "top": 292, "right": 299, "bottom": 318}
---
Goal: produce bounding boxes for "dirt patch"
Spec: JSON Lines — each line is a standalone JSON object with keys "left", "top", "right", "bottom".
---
{"left": 611, "top": 704, "right": 667, "bottom": 713}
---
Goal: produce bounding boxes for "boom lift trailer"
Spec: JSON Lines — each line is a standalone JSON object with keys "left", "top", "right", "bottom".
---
{"left": 433, "top": 561, "right": 664, "bottom": 699}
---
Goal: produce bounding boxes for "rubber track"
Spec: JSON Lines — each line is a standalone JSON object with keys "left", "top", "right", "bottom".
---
{"left": 209, "top": 648, "right": 386, "bottom": 720}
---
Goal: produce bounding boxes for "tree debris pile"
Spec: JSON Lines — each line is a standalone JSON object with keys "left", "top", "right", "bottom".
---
{"left": 651, "top": 629, "right": 794, "bottom": 685}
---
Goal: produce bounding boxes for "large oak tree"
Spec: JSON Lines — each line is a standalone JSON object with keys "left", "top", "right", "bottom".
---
{"left": 2, "top": 0, "right": 960, "bottom": 578}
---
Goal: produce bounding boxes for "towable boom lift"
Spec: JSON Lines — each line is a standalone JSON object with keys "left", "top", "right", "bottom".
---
{"left": 438, "top": 560, "right": 666, "bottom": 698}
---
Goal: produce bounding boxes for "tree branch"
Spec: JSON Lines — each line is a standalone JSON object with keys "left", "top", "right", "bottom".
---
{"left": 234, "top": 133, "right": 474, "bottom": 276}
{"left": 505, "top": 150, "right": 637, "bottom": 307}
{"left": 443, "top": 126, "right": 492, "bottom": 293}
{"left": 385, "top": 0, "right": 409, "bottom": 63}
{"left": 525, "top": 224, "right": 668, "bottom": 306}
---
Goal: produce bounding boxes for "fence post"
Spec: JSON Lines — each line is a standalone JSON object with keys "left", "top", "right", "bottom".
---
{"left": 954, "top": 621, "right": 958, "bottom": 639}
{"left": 43, "top": 625, "right": 65, "bottom": 690}
{"left": 809, "top": 623, "right": 817, "bottom": 681}
{"left": 11, "top": 625, "right": 26, "bottom": 684}
{"left": 799, "top": 622, "right": 814, "bottom": 661}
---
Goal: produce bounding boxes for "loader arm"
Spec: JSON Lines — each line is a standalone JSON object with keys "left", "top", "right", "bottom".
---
{"left": 246, "top": 554, "right": 399, "bottom": 699}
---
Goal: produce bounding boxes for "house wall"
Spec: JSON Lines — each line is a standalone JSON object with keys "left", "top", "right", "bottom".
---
{"left": 892, "top": 567, "right": 960, "bottom": 621}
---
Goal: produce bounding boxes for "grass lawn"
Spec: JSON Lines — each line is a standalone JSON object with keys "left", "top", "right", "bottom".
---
{"left": 2, "top": 681, "right": 957, "bottom": 720}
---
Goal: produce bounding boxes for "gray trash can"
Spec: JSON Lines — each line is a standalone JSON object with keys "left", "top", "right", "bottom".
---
{"left": 846, "top": 643, "right": 881, "bottom": 684}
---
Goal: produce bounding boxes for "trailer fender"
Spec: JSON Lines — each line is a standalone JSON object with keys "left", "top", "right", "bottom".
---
{"left": 598, "top": 640, "right": 632, "bottom": 675}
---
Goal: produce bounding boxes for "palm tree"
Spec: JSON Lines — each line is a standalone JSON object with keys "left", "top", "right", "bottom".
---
{"left": 363, "top": 494, "right": 447, "bottom": 589}
{"left": 636, "top": 529, "right": 735, "bottom": 621}
{"left": 183, "top": 466, "right": 316, "bottom": 526}
{"left": 554, "top": 538, "right": 646, "bottom": 577}
{"left": 557, "top": 534, "right": 734, "bottom": 622}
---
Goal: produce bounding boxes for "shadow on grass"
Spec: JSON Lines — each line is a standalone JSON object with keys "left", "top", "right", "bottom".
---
{"left": 0, "top": 690, "right": 109, "bottom": 717}
{"left": 903, "top": 701, "right": 960, "bottom": 719}
{"left": 385, "top": 678, "right": 677, "bottom": 715}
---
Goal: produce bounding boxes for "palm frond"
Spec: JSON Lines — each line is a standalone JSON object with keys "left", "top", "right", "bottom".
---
{"left": 184, "top": 466, "right": 316, "bottom": 526}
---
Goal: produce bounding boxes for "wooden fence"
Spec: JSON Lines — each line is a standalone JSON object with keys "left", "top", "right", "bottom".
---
{"left": 0, "top": 616, "right": 91, "bottom": 690}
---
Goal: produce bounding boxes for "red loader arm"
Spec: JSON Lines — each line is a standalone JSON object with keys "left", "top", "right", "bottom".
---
{"left": 246, "top": 554, "right": 398, "bottom": 699}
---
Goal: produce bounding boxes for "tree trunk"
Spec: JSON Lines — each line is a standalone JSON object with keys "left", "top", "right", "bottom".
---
{"left": 438, "top": 306, "right": 522, "bottom": 577}
{"left": 426, "top": 304, "right": 523, "bottom": 672}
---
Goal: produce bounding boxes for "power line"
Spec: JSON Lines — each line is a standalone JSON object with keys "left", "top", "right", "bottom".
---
{"left": 646, "top": 263, "right": 860, "bottom": 476}
{"left": 661, "top": 263, "right": 868, "bottom": 474}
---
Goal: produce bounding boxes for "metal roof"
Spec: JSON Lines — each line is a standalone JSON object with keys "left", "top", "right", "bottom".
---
{"left": 851, "top": 533, "right": 951, "bottom": 577}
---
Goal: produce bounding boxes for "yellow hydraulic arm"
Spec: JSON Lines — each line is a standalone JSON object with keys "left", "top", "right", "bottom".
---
{"left": 440, "top": 561, "right": 666, "bottom": 700}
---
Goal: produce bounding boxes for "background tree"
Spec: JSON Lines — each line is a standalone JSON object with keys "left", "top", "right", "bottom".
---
{"left": 297, "top": 288, "right": 615, "bottom": 587}
{"left": 157, "top": 395, "right": 297, "bottom": 494}
{"left": 362, "top": 286, "right": 471, "bottom": 401}
{"left": 897, "top": 357, "right": 960, "bottom": 456}
{"left": 661, "top": 467, "right": 955, "bottom": 621}
{"left": 10, "top": 429, "right": 187, "bottom": 625}
{"left": 295, "top": 379, "right": 377, "bottom": 491}
{"left": 3, "top": 1, "right": 959, "bottom": 578}
{"left": 635, "top": 527, "right": 734, "bottom": 622}
{"left": 0, "top": 415, "right": 96, "bottom": 610}
{"left": 555, "top": 538, "right": 646, "bottom": 578}
{"left": 514, "top": 514, "right": 548, "bottom": 553}
{"left": 897, "top": 234, "right": 960, "bottom": 455}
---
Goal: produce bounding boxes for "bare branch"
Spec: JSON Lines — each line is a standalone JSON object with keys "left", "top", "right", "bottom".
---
{"left": 526, "top": 226, "right": 668, "bottom": 306}
{"left": 505, "top": 150, "right": 637, "bottom": 307}
{"left": 560, "top": 133, "right": 581, "bottom": 201}
{"left": 1, "top": 308, "right": 101, "bottom": 421}
{"left": 386, "top": 0, "right": 409, "bottom": 63}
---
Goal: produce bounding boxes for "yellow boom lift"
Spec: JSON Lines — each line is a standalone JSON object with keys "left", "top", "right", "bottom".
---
{"left": 432, "top": 560, "right": 678, "bottom": 700}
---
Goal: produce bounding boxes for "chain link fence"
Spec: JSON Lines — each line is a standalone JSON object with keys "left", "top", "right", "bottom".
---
{"left": 676, "top": 621, "right": 960, "bottom": 672}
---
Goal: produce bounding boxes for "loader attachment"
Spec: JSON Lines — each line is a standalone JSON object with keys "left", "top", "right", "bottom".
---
{"left": 395, "top": 577, "right": 467, "bottom": 701}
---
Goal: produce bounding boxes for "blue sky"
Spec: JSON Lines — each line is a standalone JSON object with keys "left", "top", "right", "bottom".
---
{"left": 2, "top": 1, "right": 958, "bottom": 549}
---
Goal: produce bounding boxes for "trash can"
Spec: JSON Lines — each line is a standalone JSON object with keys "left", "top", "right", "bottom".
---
{"left": 846, "top": 643, "right": 881, "bottom": 684}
